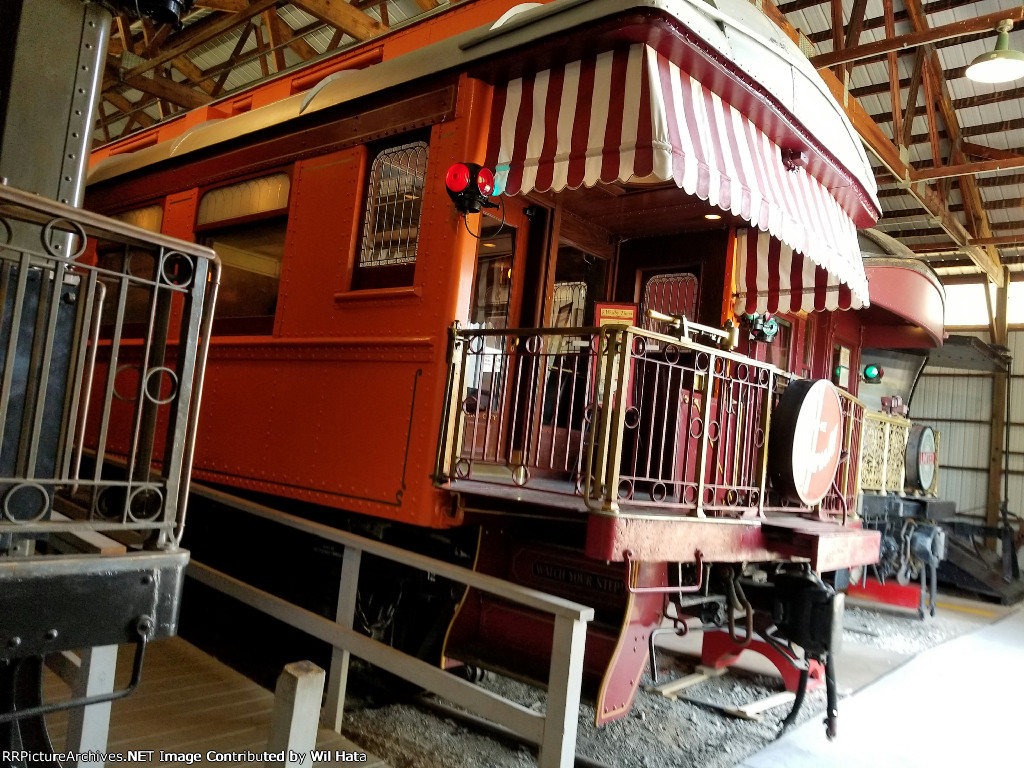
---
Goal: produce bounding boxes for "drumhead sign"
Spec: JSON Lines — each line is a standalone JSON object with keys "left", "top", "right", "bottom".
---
{"left": 769, "top": 379, "right": 844, "bottom": 505}
{"left": 905, "top": 424, "right": 937, "bottom": 492}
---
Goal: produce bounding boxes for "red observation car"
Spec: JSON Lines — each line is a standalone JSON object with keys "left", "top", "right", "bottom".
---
{"left": 87, "top": 0, "right": 891, "bottom": 727}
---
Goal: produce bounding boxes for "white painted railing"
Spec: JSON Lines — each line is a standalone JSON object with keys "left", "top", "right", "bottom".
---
{"left": 187, "top": 484, "right": 594, "bottom": 768}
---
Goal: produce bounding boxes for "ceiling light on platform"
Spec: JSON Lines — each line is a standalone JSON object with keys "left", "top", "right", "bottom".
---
{"left": 966, "top": 20, "right": 1024, "bottom": 84}
{"left": 704, "top": 213, "right": 722, "bottom": 220}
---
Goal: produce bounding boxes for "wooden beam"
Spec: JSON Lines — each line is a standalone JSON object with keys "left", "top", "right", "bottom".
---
{"left": 142, "top": 22, "right": 173, "bottom": 58}
{"left": 915, "top": 156, "right": 1024, "bottom": 180}
{"left": 413, "top": 0, "right": 440, "bottom": 10}
{"left": 903, "top": 116, "right": 1024, "bottom": 146}
{"left": 123, "top": 0, "right": 278, "bottom": 80}
{"left": 987, "top": 267, "right": 1009, "bottom": 531}
{"left": 253, "top": 20, "right": 271, "bottom": 77}
{"left": 921, "top": 56, "right": 944, "bottom": 168}
{"left": 979, "top": 172, "right": 1024, "bottom": 188}
{"left": 870, "top": 86, "right": 1024, "bottom": 125}
{"left": 289, "top": 0, "right": 387, "bottom": 42}
{"left": 101, "top": 91, "right": 155, "bottom": 127}
{"left": 195, "top": 0, "right": 250, "bottom": 10}
{"left": 211, "top": 22, "right": 254, "bottom": 97}
{"left": 844, "top": 0, "right": 870, "bottom": 49}
{"left": 326, "top": 27, "right": 345, "bottom": 50}
{"left": 885, "top": 0, "right": 902, "bottom": 142}
{"left": 972, "top": 235, "right": 1024, "bottom": 246}
{"left": 901, "top": 49, "right": 925, "bottom": 149}
{"left": 803, "top": 39, "right": 1002, "bottom": 285}
{"left": 262, "top": 10, "right": 288, "bottom": 72}
{"left": 115, "top": 16, "right": 139, "bottom": 55}
{"left": 950, "top": 85, "right": 1024, "bottom": 111}
{"left": 962, "top": 144, "right": 1024, "bottom": 162}
{"left": 809, "top": 8, "right": 1024, "bottom": 69}
{"left": 830, "top": 0, "right": 845, "bottom": 67}
{"left": 122, "top": 72, "right": 212, "bottom": 110}
{"left": 265, "top": 9, "right": 318, "bottom": 61}
{"left": 982, "top": 197, "right": 1024, "bottom": 210}
{"left": 171, "top": 56, "right": 217, "bottom": 96}
{"left": 992, "top": 220, "right": 1024, "bottom": 232}
{"left": 801, "top": 0, "right": 992, "bottom": 44}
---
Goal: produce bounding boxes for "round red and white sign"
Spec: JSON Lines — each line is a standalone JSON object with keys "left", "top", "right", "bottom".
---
{"left": 769, "top": 379, "right": 844, "bottom": 505}
{"left": 906, "top": 424, "right": 937, "bottom": 492}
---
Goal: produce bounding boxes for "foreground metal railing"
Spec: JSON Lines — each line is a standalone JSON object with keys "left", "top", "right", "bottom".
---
{"left": 0, "top": 183, "right": 219, "bottom": 547}
{"left": 188, "top": 484, "right": 593, "bottom": 768}
{"left": 859, "top": 410, "right": 911, "bottom": 494}
{"left": 436, "top": 323, "right": 782, "bottom": 519}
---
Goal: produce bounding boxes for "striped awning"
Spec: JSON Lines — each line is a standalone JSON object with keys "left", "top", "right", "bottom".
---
{"left": 734, "top": 229, "right": 865, "bottom": 314}
{"left": 485, "top": 43, "right": 870, "bottom": 308}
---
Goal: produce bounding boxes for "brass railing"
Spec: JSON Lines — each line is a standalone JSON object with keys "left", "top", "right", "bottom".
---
{"left": 436, "top": 324, "right": 781, "bottom": 518}
{"left": 818, "top": 388, "right": 866, "bottom": 522}
{"left": 858, "top": 410, "right": 912, "bottom": 494}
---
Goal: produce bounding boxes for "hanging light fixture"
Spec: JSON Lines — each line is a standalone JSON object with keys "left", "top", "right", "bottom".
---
{"left": 965, "top": 20, "right": 1024, "bottom": 84}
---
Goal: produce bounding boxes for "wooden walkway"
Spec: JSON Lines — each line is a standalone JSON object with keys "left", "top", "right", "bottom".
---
{"left": 43, "top": 637, "right": 390, "bottom": 767}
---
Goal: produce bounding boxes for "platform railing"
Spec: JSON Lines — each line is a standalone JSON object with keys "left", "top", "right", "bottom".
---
{"left": 858, "top": 410, "right": 912, "bottom": 494}
{"left": 0, "top": 183, "right": 219, "bottom": 547}
{"left": 818, "top": 388, "right": 867, "bottom": 522}
{"left": 436, "top": 323, "right": 780, "bottom": 518}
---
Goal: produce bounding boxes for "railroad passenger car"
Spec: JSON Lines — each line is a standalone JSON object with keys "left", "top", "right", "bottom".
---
{"left": 87, "top": 0, "right": 893, "bottom": 726}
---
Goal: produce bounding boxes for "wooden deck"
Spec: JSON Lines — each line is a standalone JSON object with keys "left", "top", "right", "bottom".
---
{"left": 43, "top": 637, "right": 390, "bottom": 767}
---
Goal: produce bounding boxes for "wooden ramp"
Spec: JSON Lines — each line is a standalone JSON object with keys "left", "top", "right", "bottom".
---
{"left": 44, "top": 637, "right": 390, "bottom": 767}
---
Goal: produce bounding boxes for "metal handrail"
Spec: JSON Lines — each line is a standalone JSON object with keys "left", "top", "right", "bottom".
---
{"left": 0, "top": 182, "right": 219, "bottom": 547}
{"left": 188, "top": 483, "right": 593, "bottom": 768}
{"left": 436, "top": 322, "right": 783, "bottom": 519}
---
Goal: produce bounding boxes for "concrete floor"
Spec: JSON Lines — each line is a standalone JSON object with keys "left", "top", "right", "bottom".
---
{"left": 737, "top": 603, "right": 1024, "bottom": 767}
{"left": 41, "top": 594, "right": 1015, "bottom": 768}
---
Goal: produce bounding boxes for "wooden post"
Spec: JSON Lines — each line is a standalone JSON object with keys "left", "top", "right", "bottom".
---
{"left": 537, "top": 615, "right": 586, "bottom": 768}
{"left": 267, "top": 661, "right": 326, "bottom": 766}
{"left": 987, "top": 268, "right": 1010, "bottom": 532}
{"left": 323, "top": 547, "right": 360, "bottom": 731}
{"left": 64, "top": 645, "right": 118, "bottom": 765}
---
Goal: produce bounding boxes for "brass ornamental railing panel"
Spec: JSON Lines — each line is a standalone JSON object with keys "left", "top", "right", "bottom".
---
{"left": 858, "top": 410, "right": 911, "bottom": 494}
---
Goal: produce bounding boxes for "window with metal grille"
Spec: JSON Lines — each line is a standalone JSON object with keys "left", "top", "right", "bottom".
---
{"left": 640, "top": 272, "right": 699, "bottom": 333}
{"left": 355, "top": 140, "right": 428, "bottom": 290}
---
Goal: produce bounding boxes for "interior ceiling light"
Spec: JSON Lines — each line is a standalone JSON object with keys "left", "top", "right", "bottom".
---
{"left": 704, "top": 213, "right": 722, "bottom": 220}
{"left": 965, "top": 20, "right": 1024, "bottom": 84}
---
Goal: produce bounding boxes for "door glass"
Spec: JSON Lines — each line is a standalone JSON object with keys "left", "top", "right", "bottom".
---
{"left": 469, "top": 221, "right": 515, "bottom": 330}
{"left": 550, "top": 243, "right": 608, "bottom": 328}
{"left": 466, "top": 221, "right": 516, "bottom": 413}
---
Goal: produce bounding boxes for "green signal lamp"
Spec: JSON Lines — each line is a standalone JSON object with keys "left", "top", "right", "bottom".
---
{"left": 863, "top": 363, "right": 884, "bottom": 383}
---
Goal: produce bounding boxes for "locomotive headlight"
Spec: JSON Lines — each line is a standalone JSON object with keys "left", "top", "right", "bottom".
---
{"left": 862, "top": 363, "right": 884, "bottom": 383}
{"left": 445, "top": 162, "right": 499, "bottom": 214}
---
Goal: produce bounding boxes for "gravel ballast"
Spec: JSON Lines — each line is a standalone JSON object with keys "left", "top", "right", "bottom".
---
{"left": 339, "top": 603, "right": 986, "bottom": 768}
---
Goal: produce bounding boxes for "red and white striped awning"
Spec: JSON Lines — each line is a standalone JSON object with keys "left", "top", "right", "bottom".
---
{"left": 734, "top": 228, "right": 865, "bottom": 314}
{"left": 485, "top": 43, "right": 870, "bottom": 308}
